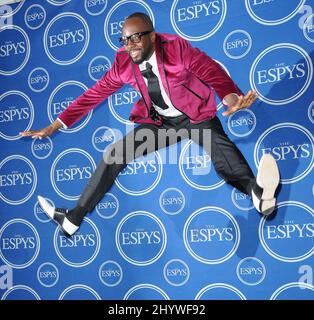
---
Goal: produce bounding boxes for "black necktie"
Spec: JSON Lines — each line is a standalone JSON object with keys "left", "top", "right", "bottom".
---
{"left": 140, "top": 62, "right": 169, "bottom": 111}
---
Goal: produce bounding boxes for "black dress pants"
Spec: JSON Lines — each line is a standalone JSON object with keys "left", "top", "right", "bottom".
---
{"left": 77, "top": 115, "right": 255, "bottom": 212}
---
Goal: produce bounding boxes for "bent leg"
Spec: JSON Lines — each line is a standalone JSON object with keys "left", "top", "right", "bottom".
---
{"left": 190, "top": 116, "right": 255, "bottom": 195}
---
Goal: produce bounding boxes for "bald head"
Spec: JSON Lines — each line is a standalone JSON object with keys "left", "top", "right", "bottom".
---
{"left": 121, "top": 13, "right": 156, "bottom": 64}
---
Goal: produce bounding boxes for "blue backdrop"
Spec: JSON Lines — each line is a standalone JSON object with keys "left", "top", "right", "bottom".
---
{"left": 0, "top": 0, "right": 313, "bottom": 300}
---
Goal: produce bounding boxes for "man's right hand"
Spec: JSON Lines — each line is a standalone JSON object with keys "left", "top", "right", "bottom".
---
{"left": 20, "top": 120, "right": 63, "bottom": 139}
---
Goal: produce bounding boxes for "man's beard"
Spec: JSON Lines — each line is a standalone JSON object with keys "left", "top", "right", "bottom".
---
{"left": 130, "top": 46, "right": 153, "bottom": 64}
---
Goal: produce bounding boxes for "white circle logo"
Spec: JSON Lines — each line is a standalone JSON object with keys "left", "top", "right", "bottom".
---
{"left": 99, "top": 260, "right": 123, "bottom": 287}
{"left": 245, "top": 0, "right": 306, "bottom": 25}
{"left": 163, "top": 259, "right": 190, "bottom": 286}
{"left": 259, "top": 201, "right": 314, "bottom": 262}
{"left": 183, "top": 206, "right": 240, "bottom": 264}
{"left": 227, "top": 109, "right": 256, "bottom": 137}
{"left": 54, "top": 217, "right": 101, "bottom": 268}
{"left": 37, "top": 262, "right": 59, "bottom": 287}
{"left": 159, "top": 188, "right": 185, "bottom": 215}
{"left": 0, "top": 25, "right": 30, "bottom": 76}
{"left": 236, "top": 257, "right": 266, "bottom": 286}
{"left": 31, "top": 136, "right": 53, "bottom": 160}
{"left": 116, "top": 211, "right": 167, "bottom": 266}
{"left": 170, "top": 0, "right": 227, "bottom": 41}
{"left": 28, "top": 67, "right": 49, "bottom": 92}
{"left": 96, "top": 193, "right": 119, "bottom": 219}
{"left": 24, "top": 4, "right": 46, "bottom": 30}
{"left": 92, "top": 126, "right": 116, "bottom": 153}
{"left": 0, "top": 155, "right": 37, "bottom": 205}
{"left": 88, "top": 55, "right": 111, "bottom": 81}
{"left": 0, "top": 90, "right": 34, "bottom": 141}
{"left": 44, "top": 12, "right": 90, "bottom": 65}
{"left": 223, "top": 29, "right": 252, "bottom": 59}
{"left": 0, "top": 219, "right": 40, "bottom": 269}
{"left": 250, "top": 43, "right": 313, "bottom": 105}
{"left": 51, "top": 148, "right": 96, "bottom": 200}
{"left": 254, "top": 123, "right": 313, "bottom": 184}
{"left": 84, "top": 0, "right": 108, "bottom": 16}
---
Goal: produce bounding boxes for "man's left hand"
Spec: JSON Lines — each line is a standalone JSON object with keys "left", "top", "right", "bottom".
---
{"left": 222, "top": 90, "right": 258, "bottom": 116}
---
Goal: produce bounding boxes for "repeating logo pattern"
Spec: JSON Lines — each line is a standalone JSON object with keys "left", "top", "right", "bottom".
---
{"left": 0, "top": 0, "right": 313, "bottom": 301}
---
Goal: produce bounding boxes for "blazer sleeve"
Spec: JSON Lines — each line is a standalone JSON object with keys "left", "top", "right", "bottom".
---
{"left": 58, "top": 53, "right": 124, "bottom": 128}
{"left": 177, "top": 37, "right": 243, "bottom": 101}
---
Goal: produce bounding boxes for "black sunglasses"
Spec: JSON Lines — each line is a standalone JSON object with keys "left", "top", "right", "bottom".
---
{"left": 119, "top": 31, "right": 153, "bottom": 46}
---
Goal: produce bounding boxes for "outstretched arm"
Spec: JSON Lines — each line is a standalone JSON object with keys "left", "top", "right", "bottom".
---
{"left": 222, "top": 90, "right": 258, "bottom": 116}
{"left": 20, "top": 119, "right": 63, "bottom": 139}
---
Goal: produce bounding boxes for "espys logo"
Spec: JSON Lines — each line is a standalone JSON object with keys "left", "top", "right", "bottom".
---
{"left": 179, "top": 141, "right": 224, "bottom": 190}
{"left": 108, "top": 86, "right": 141, "bottom": 124}
{"left": 259, "top": 201, "right": 314, "bottom": 263}
{"left": 0, "top": 219, "right": 40, "bottom": 269}
{"left": 47, "top": 81, "right": 92, "bottom": 133}
{"left": 270, "top": 282, "right": 314, "bottom": 300}
{"left": 44, "top": 12, "right": 90, "bottom": 65}
{"left": 124, "top": 284, "right": 169, "bottom": 300}
{"left": 183, "top": 206, "right": 240, "bottom": 264}
{"left": 37, "top": 263, "right": 59, "bottom": 287}
{"left": 54, "top": 217, "right": 100, "bottom": 268}
{"left": 245, "top": 0, "right": 306, "bottom": 25}
{"left": 59, "top": 284, "right": 101, "bottom": 300}
{"left": 236, "top": 257, "right": 266, "bottom": 286}
{"left": 104, "top": 0, "right": 154, "bottom": 50}
{"left": 1, "top": 285, "right": 40, "bottom": 300}
{"left": 223, "top": 30, "right": 252, "bottom": 59}
{"left": 99, "top": 260, "right": 123, "bottom": 287}
{"left": 195, "top": 283, "right": 246, "bottom": 300}
{"left": 231, "top": 188, "right": 254, "bottom": 211}
{"left": 28, "top": 67, "right": 49, "bottom": 92}
{"left": 159, "top": 188, "right": 185, "bottom": 215}
{"left": 34, "top": 197, "right": 54, "bottom": 223}
{"left": 0, "top": 91, "right": 34, "bottom": 141}
{"left": 0, "top": 155, "right": 37, "bottom": 205}
{"left": 116, "top": 211, "right": 167, "bottom": 266}
{"left": 227, "top": 109, "right": 256, "bottom": 137}
{"left": 250, "top": 43, "right": 313, "bottom": 105}
{"left": 88, "top": 55, "right": 111, "bottom": 81}
{"left": 115, "top": 152, "right": 162, "bottom": 196}
{"left": 51, "top": 148, "right": 96, "bottom": 200}
{"left": 163, "top": 259, "right": 190, "bottom": 286}
{"left": 24, "top": 4, "right": 46, "bottom": 30}
{"left": 92, "top": 126, "right": 116, "bottom": 153}
{"left": 31, "top": 137, "right": 53, "bottom": 160}
{"left": 254, "top": 123, "right": 313, "bottom": 184}
{"left": 0, "top": 25, "right": 30, "bottom": 76}
{"left": 170, "top": 0, "right": 226, "bottom": 41}
{"left": 96, "top": 193, "right": 119, "bottom": 219}
{"left": 85, "top": 0, "right": 108, "bottom": 16}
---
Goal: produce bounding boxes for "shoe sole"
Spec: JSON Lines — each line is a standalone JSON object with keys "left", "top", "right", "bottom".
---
{"left": 37, "top": 195, "right": 73, "bottom": 237}
{"left": 257, "top": 154, "right": 280, "bottom": 215}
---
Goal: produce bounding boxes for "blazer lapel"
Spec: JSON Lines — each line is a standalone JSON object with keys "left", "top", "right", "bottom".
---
{"left": 155, "top": 35, "right": 170, "bottom": 98}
